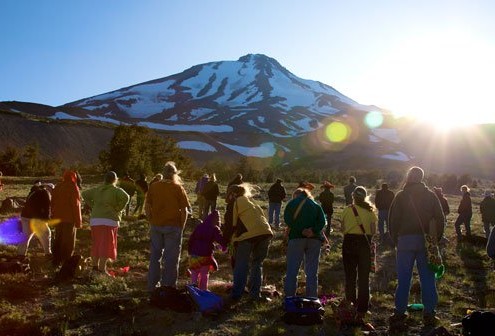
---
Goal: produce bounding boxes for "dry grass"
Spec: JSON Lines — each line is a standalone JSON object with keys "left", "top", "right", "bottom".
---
{"left": 0, "top": 176, "right": 494, "bottom": 335}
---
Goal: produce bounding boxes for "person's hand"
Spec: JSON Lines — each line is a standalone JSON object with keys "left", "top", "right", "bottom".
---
{"left": 302, "top": 228, "right": 314, "bottom": 238}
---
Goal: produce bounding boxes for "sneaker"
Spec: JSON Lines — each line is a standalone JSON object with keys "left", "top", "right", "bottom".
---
{"left": 423, "top": 314, "right": 440, "bottom": 327}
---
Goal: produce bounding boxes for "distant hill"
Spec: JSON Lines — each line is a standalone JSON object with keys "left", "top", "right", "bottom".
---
{"left": 1, "top": 54, "right": 494, "bottom": 178}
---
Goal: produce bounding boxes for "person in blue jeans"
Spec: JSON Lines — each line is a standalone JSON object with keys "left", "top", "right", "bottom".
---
{"left": 229, "top": 184, "right": 273, "bottom": 301}
{"left": 388, "top": 166, "right": 445, "bottom": 327}
{"left": 284, "top": 187, "right": 326, "bottom": 298}
{"left": 145, "top": 162, "right": 191, "bottom": 292}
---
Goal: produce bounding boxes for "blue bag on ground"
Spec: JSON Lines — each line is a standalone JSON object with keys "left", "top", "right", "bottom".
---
{"left": 283, "top": 296, "right": 325, "bottom": 325}
{"left": 186, "top": 284, "right": 223, "bottom": 314}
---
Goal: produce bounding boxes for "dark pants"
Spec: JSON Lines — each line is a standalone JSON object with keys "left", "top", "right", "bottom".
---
{"left": 52, "top": 222, "right": 76, "bottom": 267}
{"left": 454, "top": 213, "right": 472, "bottom": 240}
{"left": 204, "top": 199, "right": 217, "bottom": 219}
{"left": 342, "top": 234, "right": 371, "bottom": 313}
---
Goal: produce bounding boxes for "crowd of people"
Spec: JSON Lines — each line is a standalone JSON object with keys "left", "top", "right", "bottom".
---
{"left": 3, "top": 164, "right": 495, "bottom": 331}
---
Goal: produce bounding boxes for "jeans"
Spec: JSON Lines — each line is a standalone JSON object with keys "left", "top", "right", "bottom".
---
{"left": 395, "top": 234, "right": 438, "bottom": 315}
{"left": 268, "top": 202, "right": 282, "bottom": 227}
{"left": 148, "top": 225, "right": 183, "bottom": 292}
{"left": 483, "top": 222, "right": 494, "bottom": 239}
{"left": 285, "top": 238, "right": 322, "bottom": 297}
{"left": 454, "top": 213, "right": 472, "bottom": 239}
{"left": 204, "top": 199, "right": 217, "bottom": 219}
{"left": 232, "top": 235, "right": 271, "bottom": 299}
{"left": 342, "top": 234, "right": 371, "bottom": 313}
{"left": 378, "top": 209, "right": 389, "bottom": 236}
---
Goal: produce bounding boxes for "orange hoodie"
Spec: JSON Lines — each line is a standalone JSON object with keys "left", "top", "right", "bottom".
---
{"left": 51, "top": 171, "right": 82, "bottom": 228}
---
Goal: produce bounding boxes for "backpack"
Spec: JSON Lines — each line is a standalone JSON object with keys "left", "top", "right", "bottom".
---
{"left": 462, "top": 310, "right": 495, "bottom": 335}
{"left": 150, "top": 286, "right": 195, "bottom": 313}
{"left": 55, "top": 255, "right": 83, "bottom": 282}
{"left": 283, "top": 296, "right": 325, "bottom": 325}
{"left": 186, "top": 284, "right": 223, "bottom": 316}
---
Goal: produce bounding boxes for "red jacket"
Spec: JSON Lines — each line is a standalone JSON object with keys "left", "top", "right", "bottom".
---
{"left": 51, "top": 171, "right": 82, "bottom": 228}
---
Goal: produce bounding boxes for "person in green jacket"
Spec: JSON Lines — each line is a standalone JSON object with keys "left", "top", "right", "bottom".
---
{"left": 82, "top": 171, "right": 129, "bottom": 276}
{"left": 284, "top": 187, "right": 326, "bottom": 297}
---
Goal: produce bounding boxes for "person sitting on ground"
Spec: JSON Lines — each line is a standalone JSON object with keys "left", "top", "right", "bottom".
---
{"left": 188, "top": 210, "right": 227, "bottom": 290}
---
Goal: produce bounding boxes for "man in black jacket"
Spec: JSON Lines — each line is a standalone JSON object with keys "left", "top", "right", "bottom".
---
{"left": 375, "top": 183, "right": 395, "bottom": 241}
{"left": 267, "top": 179, "right": 286, "bottom": 229}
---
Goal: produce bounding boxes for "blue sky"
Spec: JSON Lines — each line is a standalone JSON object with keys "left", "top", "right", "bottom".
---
{"left": 1, "top": 0, "right": 494, "bottom": 125}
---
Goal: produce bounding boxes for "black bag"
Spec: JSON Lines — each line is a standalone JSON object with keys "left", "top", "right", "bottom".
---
{"left": 283, "top": 296, "right": 325, "bottom": 325}
{"left": 462, "top": 310, "right": 495, "bottom": 336}
{"left": 55, "top": 255, "right": 82, "bottom": 282}
{"left": 150, "top": 286, "right": 194, "bottom": 313}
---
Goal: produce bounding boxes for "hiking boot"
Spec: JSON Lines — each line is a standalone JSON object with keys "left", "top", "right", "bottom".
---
{"left": 423, "top": 314, "right": 440, "bottom": 327}
{"left": 389, "top": 312, "right": 408, "bottom": 331}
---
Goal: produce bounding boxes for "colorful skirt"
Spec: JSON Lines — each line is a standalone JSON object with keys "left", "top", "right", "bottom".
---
{"left": 188, "top": 255, "right": 218, "bottom": 272}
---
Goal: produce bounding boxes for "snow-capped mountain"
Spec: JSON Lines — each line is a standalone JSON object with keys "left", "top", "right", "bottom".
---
{"left": 63, "top": 54, "right": 368, "bottom": 137}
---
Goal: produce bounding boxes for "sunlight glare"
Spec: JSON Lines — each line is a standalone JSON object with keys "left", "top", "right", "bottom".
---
{"left": 357, "top": 29, "right": 495, "bottom": 130}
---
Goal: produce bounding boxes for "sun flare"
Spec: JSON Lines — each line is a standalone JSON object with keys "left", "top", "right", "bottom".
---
{"left": 358, "top": 29, "right": 495, "bottom": 131}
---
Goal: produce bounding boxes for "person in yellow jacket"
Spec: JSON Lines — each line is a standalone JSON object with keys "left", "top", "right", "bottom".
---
{"left": 229, "top": 184, "right": 273, "bottom": 301}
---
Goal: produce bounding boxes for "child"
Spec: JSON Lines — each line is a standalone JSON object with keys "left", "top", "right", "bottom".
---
{"left": 188, "top": 210, "right": 227, "bottom": 290}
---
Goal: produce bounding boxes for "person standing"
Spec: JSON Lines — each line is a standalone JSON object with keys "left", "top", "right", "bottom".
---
{"left": 195, "top": 173, "right": 209, "bottom": 219}
{"left": 187, "top": 210, "right": 227, "bottom": 290}
{"left": 317, "top": 181, "right": 335, "bottom": 236}
{"left": 133, "top": 173, "right": 149, "bottom": 216}
{"left": 340, "top": 186, "right": 377, "bottom": 323}
{"left": 374, "top": 183, "right": 395, "bottom": 241}
{"left": 51, "top": 171, "right": 82, "bottom": 267}
{"left": 228, "top": 173, "right": 244, "bottom": 188}
{"left": 388, "top": 166, "right": 445, "bottom": 327}
{"left": 145, "top": 162, "right": 191, "bottom": 292}
{"left": 267, "top": 178, "right": 287, "bottom": 229}
{"left": 344, "top": 176, "right": 358, "bottom": 206}
{"left": 480, "top": 191, "right": 495, "bottom": 239}
{"left": 0, "top": 171, "right": 4, "bottom": 192}
{"left": 433, "top": 187, "right": 450, "bottom": 217}
{"left": 229, "top": 184, "right": 273, "bottom": 301}
{"left": 119, "top": 173, "right": 136, "bottom": 217}
{"left": 82, "top": 171, "right": 129, "bottom": 275}
{"left": 18, "top": 182, "right": 53, "bottom": 258}
{"left": 284, "top": 188, "right": 326, "bottom": 298}
{"left": 454, "top": 185, "right": 472, "bottom": 243}
{"left": 202, "top": 173, "right": 220, "bottom": 218}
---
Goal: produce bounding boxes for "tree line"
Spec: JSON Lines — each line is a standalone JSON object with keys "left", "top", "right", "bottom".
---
{"left": 0, "top": 125, "right": 479, "bottom": 193}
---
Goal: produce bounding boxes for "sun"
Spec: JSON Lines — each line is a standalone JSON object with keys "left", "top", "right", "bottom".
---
{"left": 358, "top": 28, "right": 495, "bottom": 131}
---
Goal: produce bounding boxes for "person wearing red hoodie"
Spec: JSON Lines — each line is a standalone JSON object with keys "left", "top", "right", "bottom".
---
{"left": 51, "top": 171, "right": 82, "bottom": 267}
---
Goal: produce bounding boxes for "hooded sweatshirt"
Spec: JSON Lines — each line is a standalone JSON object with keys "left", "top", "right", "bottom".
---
{"left": 82, "top": 183, "right": 129, "bottom": 223}
{"left": 51, "top": 171, "right": 82, "bottom": 228}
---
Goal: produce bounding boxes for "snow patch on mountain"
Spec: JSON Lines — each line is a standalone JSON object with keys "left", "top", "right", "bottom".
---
{"left": 370, "top": 128, "right": 400, "bottom": 143}
{"left": 381, "top": 151, "right": 410, "bottom": 161}
{"left": 51, "top": 112, "right": 82, "bottom": 120}
{"left": 219, "top": 142, "right": 277, "bottom": 158}
{"left": 177, "top": 141, "right": 217, "bottom": 152}
{"left": 138, "top": 121, "right": 233, "bottom": 133}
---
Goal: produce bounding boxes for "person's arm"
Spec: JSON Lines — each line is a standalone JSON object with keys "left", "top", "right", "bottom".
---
{"left": 487, "top": 227, "right": 495, "bottom": 259}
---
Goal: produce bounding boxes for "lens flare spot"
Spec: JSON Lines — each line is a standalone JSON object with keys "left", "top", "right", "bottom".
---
{"left": 364, "top": 111, "right": 384, "bottom": 129}
{"left": 325, "top": 122, "right": 349, "bottom": 143}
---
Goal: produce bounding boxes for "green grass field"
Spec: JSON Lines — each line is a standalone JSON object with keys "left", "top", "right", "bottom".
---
{"left": 0, "top": 176, "right": 494, "bottom": 336}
